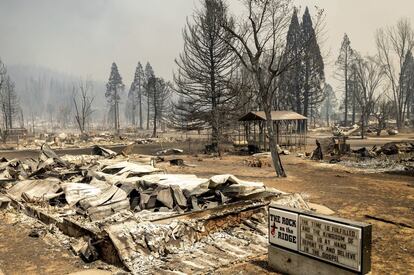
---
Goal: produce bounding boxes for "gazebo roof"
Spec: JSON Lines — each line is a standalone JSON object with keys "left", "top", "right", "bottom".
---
{"left": 239, "top": 111, "right": 307, "bottom": 122}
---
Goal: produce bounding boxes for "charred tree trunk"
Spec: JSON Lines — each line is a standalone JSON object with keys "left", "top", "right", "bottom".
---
{"left": 361, "top": 112, "right": 365, "bottom": 139}
{"left": 146, "top": 97, "right": 150, "bottom": 130}
{"left": 211, "top": 103, "right": 220, "bottom": 153}
{"left": 352, "top": 77, "right": 356, "bottom": 124}
{"left": 114, "top": 88, "right": 119, "bottom": 135}
{"left": 264, "top": 105, "right": 286, "bottom": 177}
{"left": 7, "top": 89, "right": 12, "bottom": 129}
{"left": 303, "top": 58, "right": 310, "bottom": 129}
{"left": 210, "top": 47, "right": 220, "bottom": 154}
{"left": 131, "top": 104, "right": 136, "bottom": 126}
{"left": 326, "top": 104, "right": 330, "bottom": 126}
{"left": 344, "top": 51, "right": 349, "bottom": 126}
{"left": 152, "top": 85, "right": 157, "bottom": 138}
{"left": 139, "top": 89, "right": 143, "bottom": 129}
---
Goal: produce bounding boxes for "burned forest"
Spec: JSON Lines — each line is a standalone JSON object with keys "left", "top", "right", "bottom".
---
{"left": 0, "top": 0, "right": 413, "bottom": 275}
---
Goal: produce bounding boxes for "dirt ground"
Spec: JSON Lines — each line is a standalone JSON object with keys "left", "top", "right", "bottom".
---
{"left": 161, "top": 154, "right": 414, "bottom": 275}
{"left": 0, "top": 210, "right": 123, "bottom": 275}
{"left": 0, "top": 135, "right": 413, "bottom": 274}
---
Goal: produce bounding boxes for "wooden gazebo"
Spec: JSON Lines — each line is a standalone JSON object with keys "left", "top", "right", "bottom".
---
{"left": 238, "top": 111, "right": 307, "bottom": 151}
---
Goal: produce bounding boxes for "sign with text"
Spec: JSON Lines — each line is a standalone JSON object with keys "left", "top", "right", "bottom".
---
{"left": 269, "top": 208, "right": 298, "bottom": 251}
{"left": 269, "top": 205, "right": 371, "bottom": 274}
{"left": 299, "top": 216, "right": 362, "bottom": 271}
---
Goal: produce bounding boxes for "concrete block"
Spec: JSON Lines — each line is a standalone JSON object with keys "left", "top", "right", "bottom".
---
{"left": 268, "top": 245, "right": 359, "bottom": 275}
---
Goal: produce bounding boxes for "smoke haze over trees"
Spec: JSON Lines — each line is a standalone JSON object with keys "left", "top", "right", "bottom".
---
{"left": 0, "top": 0, "right": 412, "bottom": 166}
{"left": 5, "top": 64, "right": 107, "bottom": 129}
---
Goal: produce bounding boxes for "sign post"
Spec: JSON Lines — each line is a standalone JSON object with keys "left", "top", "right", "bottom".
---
{"left": 268, "top": 205, "right": 371, "bottom": 275}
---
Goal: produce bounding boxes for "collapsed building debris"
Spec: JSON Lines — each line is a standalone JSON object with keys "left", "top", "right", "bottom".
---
{"left": 92, "top": 145, "right": 117, "bottom": 157}
{"left": 155, "top": 148, "right": 184, "bottom": 156}
{"left": 376, "top": 141, "right": 414, "bottom": 155}
{"left": 387, "top": 129, "right": 399, "bottom": 136}
{"left": 153, "top": 148, "right": 197, "bottom": 167}
{"left": 332, "top": 124, "right": 360, "bottom": 137}
{"left": 350, "top": 142, "right": 414, "bottom": 158}
{"left": 0, "top": 143, "right": 307, "bottom": 274}
{"left": 15, "top": 132, "right": 185, "bottom": 152}
{"left": 352, "top": 147, "right": 377, "bottom": 158}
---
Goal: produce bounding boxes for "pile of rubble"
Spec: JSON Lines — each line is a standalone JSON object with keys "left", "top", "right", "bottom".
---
{"left": 305, "top": 139, "right": 414, "bottom": 174}
{"left": 0, "top": 143, "right": 301, "bottom": 273}
{"left": 372, "top": 142, "right": 414, "bottom": 155}
{"left": 347, "top": 142, "right": 414, "bottom": 173}
{"left": 1, "top": 144, "right": 274, "bottom": 219}
{"left": 16, "top": 131, "right": 182, "bottom": 151}
{"left": 244, "top": 150, "right": 290, "bottom": 168}
{"left": 332, "top": 124, "right": 399, "bottom": 137}
{"left": 350, "top": 142, "right": 414, "bottom": 163}
{"left": 332, "top": 124, "right": 360, "bottom": 137}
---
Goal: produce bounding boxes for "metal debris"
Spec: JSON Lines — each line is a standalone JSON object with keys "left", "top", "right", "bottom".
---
{"left": 91, "top": 145, "right": 117, "bottom": 157}
{"left": 156, "top": 148, "right": 184, "bottom": 156}
{"left": 0, "top": 143, "right": 297, "bottom": 273}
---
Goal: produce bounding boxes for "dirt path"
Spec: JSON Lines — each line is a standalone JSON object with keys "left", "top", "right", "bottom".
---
{"left": 163, "top": 154, "right": 414, "bottom": 274}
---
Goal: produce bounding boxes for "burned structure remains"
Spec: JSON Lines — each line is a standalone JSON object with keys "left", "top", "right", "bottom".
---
{"left": 238, "top": 111, "right": 308, "bottom": 152}
{"left": 0, "top": 143, "right": 309, "bottom": 274}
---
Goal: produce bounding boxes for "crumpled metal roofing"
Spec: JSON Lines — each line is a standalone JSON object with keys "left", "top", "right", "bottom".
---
{"left": 239, "top": 111, "right": 307, "bottom": 121}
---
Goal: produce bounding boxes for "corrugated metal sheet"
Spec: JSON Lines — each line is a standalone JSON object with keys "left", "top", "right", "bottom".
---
{"left": 239, "top": 111, "right": 307, "bottom": 121}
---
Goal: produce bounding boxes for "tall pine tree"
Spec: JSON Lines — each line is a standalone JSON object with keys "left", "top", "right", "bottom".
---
{"left": 144, "top": 62, "right": 154, "bottom": 130}
{"left": 126, "top": 62, "right": 145, "bottom": 128}
{"left": 105, "top": 62, "right": 124, "bottom": 134}
{"left": 279, "top": 6, "right": 325, "bottom": 128}
{"left": 301, "top": 7, "right": 325, "bottom": 127}
{"left": 278, "top": 8, "right": 304, "bottom": 113}
{"left": 174, "top": 0, "right": 237, "bottom": 152}
{"left": 336, "top": 34, "right": 354, "bottom": 126}
{"left": 320, "top": 83, "right": 337, "bottom": 126}
{"left": 151, "top": 77, "right": 171, "bottom": 137}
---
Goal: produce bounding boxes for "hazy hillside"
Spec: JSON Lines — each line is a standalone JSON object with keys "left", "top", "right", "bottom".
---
{"left": 7, "top": 64, "right": 108, "bottom": 125}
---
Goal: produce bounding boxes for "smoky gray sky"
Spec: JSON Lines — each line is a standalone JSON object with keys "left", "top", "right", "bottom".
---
{"left": 0, "top": 0, "right": 413, "bottom": 87}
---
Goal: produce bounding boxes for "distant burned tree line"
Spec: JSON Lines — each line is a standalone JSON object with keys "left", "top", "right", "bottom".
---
{"left": 0, "top": 60, "right": 172, "bottom": 137}
{"left": 126, "top": 62, "right": 172, "bottom": 137}
{"left": 2, "top": 64, "right": 104, "bottom": 133}
{"left": 0, "top": 59, "right": 23, "bottom": 140}
{"left": 336, "top": 19, "right": 414, "bottom": 132}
